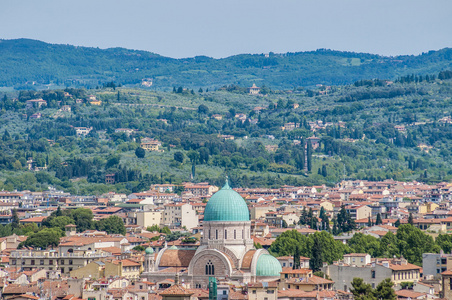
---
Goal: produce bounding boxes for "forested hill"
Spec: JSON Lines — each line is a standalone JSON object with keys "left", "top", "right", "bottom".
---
{"left": 1, "top": 38, "right": 452, "bottom": 89}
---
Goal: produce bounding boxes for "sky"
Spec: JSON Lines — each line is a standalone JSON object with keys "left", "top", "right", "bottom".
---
{"left": 1, "top": 0, "right": 452, "bottom": 59}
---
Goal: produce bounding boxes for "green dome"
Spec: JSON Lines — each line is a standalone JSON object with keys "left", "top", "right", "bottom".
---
{"left": 145, "top": 247, "right": 154, "bottom": 254}
{"left": 204, "top": 180, "right": 249, "bottom": 222}
{"left": 169, "top": 245, "right": 178, "bottom": 250}
{"left": 256, "top": 254, "right": 282, "bottom": 277}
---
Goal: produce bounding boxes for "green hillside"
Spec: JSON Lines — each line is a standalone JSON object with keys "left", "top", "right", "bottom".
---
{"left": 1, "top": 39, "right": 451, "bottom": 90}
{"left": 0, "top": 70, "right": 452, "bottom": 194}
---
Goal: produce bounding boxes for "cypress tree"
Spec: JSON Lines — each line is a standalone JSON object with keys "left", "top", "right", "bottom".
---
{"left": 310, "top": 235, "right": 323, "bottom": 271}
{"left": 376, "top": 213, "right": 382, "bottom": 225}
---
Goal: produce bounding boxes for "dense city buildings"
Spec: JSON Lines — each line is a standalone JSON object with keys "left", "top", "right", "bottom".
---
{"left": 0, "top": 179, "right": 450, "bottom": 299}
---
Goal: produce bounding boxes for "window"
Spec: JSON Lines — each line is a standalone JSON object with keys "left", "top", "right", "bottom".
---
{"left": 31, "top": 260, "right": 35, "bottom": 265}
{"left": 223, "top": 291, "right": 227, "bottom": 295}
{"left": 40, "top": 260, "right": 44, "bottom": 265}
{"left": 205, "top": 260, "right": 215, "bottom": 275}
{"left": 216, "top": 230, "right": 218, "bottom": 239}
{"left": 283, "top": 263, "right": 286, "bottom": 267}
{"left": 61, "top": 259, "right": 65, "bottom": 265}
{"left": 234, "top": 230, "right": 236, "bottom": 239}
{"left": 225, "top": 230, "right": 227, "bottom": 239}
{"left": 209, "top": 230, "right": 211, "bottom": 239}
{"left": 252, "top": 290, "right": 256, "bottom": 294}
{"left": 11, "top": 260, "right": 16, "bottom": 265}
{"left": 371, "top": 270, "right": 376, "bottom": 279}
{"left": 450, "top": 278, "right": 452, "bottom": 290}
{"left": 49, "top": 260, "right": 53, "bottom": 265}
{"left": 69, "top": 260, "right": 73, "bottom": 265}
{"left": 267, "top": 290, "right": 275, "bottom": 294}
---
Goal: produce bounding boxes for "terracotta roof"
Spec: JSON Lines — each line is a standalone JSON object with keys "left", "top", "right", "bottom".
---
{"left": 98, "top": 247, "right": 122, "bottom": 255}
{"left": 159, "top": 250, "right": 196, "bottom": 268}
{"left": 159, "top": 285, "right": 193, "bottom": 296}
{"left": 241, "top": 250, "right": 256, "bottom": 270}
{"left": 386, "top": 262, "right": 422, "bottom": 271}
{"left": 18, "top": 295, "right": 39, "bottom": 300}
{"left": 121, "top": 259, "right": 141, "bottom": 267}
{"left": 278, "top": 289, "right": 336, "bottom": 299}
{"left": 281, "top": 267, "right": 311, "bottom": 274}
{"left": 395, "top": 290, "right": 427, "bottom": 298}
{"left": 20, "top": 216, "right": 46, "bottom": 223}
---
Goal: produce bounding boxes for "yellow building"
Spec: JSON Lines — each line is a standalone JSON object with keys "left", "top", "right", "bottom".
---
{"left": 141, "top": 138, "right": 162, "bottom": 151}
{"left": 279, "top": 268, "right": 334, "bottom": 291}
{"left": 70, "top": 259, "right": 142, "bottom": 279}
{"left": 248, "top": 281, "right": 278, "bottom": 300}
{"left": 419, "top": 202, "right": 439, "bottom": 214}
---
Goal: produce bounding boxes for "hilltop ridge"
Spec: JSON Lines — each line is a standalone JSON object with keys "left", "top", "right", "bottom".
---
{"left": 1, "top": 39, "right": 451, "bottom": 89}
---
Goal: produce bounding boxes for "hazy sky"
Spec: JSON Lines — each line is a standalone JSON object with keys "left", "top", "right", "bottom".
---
{"left": 1, "top": 0, "right": 451, "bottom": 58}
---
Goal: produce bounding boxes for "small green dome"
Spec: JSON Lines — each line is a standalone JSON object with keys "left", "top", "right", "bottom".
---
{"left": 169, "top": 245, "right": 178, "bottom": 250}
{"left": 256, "top": 254, "right": 282, "bottom": 277}
{"left": 204, "top": 180, "right": 249, "bottom": 222}
{"left": 145, "top": 247, "right": 154, "bottom": 254}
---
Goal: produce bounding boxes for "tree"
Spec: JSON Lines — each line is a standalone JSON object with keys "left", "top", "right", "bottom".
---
{"left": 319, "top": 207, "right": 329, "bottom": 231}
{"left": 282, "top": 220, "right": 288, "bottom": 228}
{"left": 55, "top": 206, "right": 63, "bottom": 217}
{"left": 187, "top": 150, "right": 200, "bottom": 164}
{"left": 310, "top": 234, "right": 323, "bottom": 271}
{"left": 70, "top": 208, "right": 94, "bottom": 232}
{"left": 408, "top": 213, "right": 414, "bottom": 225}
{"left": 198, "top": 104, "right": 209, "bottom": 114}
{"left": 147, "top": 224, "right": 160, "bottom": 232}
{"left": 374, "top": 278, "right": 396, "bottom": 300}
{"left": 11, "top": 209, "right": 19, "bottom": 229}
{"left": 396, "top": 224, "right": 440, "bottom": 266}
{"left": 375, "top": 213, "right": 382, "bottom": 225}
{"left": 321, "top": 164, "right": 327, "bottom": 177}
{"left": 350, "top": 278, "right": 376, "bottom": 300}
{"left": 133, "top": 245, "right": 145, "bottom": 251}
{"left": 198, "top": 148, "right": 210, "bottom": 164}
{"left": 347, "top": 233, "right": 381, "bottom": 257}
{"left": 174, "top": 151, "right": 184, "bottom": 163}
{"left": 18, "top": 228, "right": 63, "bottom": 249}
{"left": 49, "top": 216, "right": 75, "bottom": 231}
{"left": 135, "top": 147, "right": 146, "bottom": 158}
{"left": 293, "top": 245, "right": 301, "bottom": 269}
{"left": 95, "top": 215, "right": 126, "bottom": 235}
{"left": 306, "top": 141, "right": 313, "bottom": 172}
{"left": 160, "top": 226, "right": 171, "bottom": 235}
{"left": 269, "top": 229, "right": 307, "bottom": 256}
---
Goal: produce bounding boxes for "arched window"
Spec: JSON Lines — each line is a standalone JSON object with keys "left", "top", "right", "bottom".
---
{"left": 205, "top": 260, "right": 215, "bottom": 275}
{"left": 224, "top": 230, "right": 227, "bottom": 239}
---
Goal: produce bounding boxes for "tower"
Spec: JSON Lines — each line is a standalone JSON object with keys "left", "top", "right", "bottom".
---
{"left": 144, "top": 247, "right": 155, "bottom": 272}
